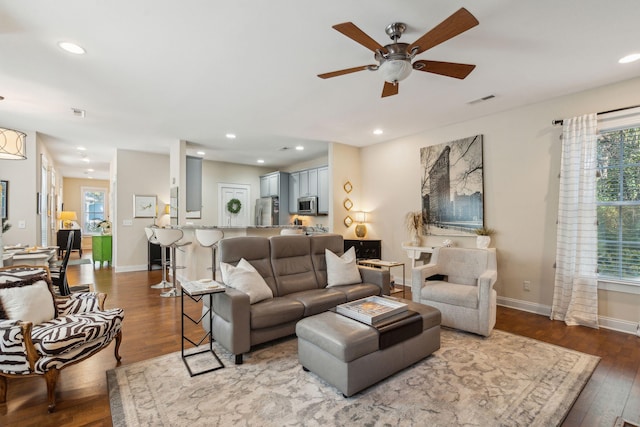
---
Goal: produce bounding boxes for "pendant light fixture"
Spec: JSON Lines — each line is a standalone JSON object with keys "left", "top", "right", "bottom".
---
{"left": 0, "top": 127, "right": 27, "bottom": 160}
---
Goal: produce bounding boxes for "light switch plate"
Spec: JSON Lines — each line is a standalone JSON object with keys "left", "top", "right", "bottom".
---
{"left": 122, "top": 219, "right": 133, "bottom": 226}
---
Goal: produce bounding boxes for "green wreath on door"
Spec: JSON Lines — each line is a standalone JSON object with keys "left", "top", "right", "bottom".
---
{"left": 227, "top": 198, "right": 242, "bottom": 214}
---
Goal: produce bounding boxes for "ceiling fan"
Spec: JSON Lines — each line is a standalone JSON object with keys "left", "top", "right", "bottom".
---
{"left": 318, "top": 7, "right": 479, "bottom": 97}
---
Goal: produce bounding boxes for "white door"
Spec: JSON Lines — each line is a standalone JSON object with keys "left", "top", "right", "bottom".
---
{"left": 218, "top": 184, "right": 250, "bottom": 227}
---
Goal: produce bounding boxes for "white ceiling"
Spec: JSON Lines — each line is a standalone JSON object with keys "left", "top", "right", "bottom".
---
{"left": 1, "top": 1, "right": 639, "bottom": 180}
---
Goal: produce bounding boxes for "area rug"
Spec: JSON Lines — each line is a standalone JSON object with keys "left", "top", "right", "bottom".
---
{"left": 107, "top": 329, "right": 599, "bottom": 426}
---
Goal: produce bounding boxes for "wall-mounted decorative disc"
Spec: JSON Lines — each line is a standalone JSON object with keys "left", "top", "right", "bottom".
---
{"left": 343, "top": 181, "right": 353, "bottom": 193}
{"left": 343, "top": 215, "right": 353, "bottom": 227}
{"left": 343, "top": 198, "right": 353, "bottom": 211}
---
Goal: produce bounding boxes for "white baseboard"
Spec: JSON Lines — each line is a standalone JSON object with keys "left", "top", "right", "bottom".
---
{"left": 497, "top": 296, "right": 640, "bottom": 336}
{"left": 497, "top": 296, "right": 551, "bottom": 316}
{"left": 114, "top": 264, "right": 148, "bottom": 273}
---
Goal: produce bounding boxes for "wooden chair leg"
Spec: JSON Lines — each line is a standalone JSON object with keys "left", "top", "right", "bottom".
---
{"left": 0, "top": 375, "right": 7, "bottom": 404}
{"left": 44, "top": 369, "right": 60, "bottom": 413}
{"left": 114, "top": 331, "right": 123, "bottom": 362}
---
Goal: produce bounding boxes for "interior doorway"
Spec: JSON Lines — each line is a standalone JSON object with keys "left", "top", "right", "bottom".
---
{"left": 218, "top": 183, "right": 251, "bottom": 227}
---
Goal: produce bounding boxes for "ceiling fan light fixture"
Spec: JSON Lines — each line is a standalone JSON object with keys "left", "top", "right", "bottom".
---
{"left": 379, "top": 59, "right": 412, "bottom": 83}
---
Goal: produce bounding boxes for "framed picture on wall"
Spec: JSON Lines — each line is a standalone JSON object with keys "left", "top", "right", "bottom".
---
{"left": 0, "top": 180, "right": 7, "bottom": 219}
{"left": 420, "top": 134, "right": 484, "bottom": 236}
{"left": 133, "top": 194, "right": 157, "bottom": 218}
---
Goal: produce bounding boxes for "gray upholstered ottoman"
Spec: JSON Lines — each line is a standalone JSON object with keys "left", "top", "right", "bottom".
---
{"left": 296, "top": 299, "right": 441, "bottom": 397}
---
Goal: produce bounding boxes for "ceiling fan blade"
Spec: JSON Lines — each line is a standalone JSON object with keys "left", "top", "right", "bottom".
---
{"left": 318, "top": 65, "right": 375, "bottom": 79}
{"left": 408, "top": 8, "right": 479, "bottom": 56}
{"left": 413, "top": 60, "right": 476, "bottom": 79}
{"left": 381, "top": 81, "right": 399, "bottom": 98}
{"left": 332, "top": 22, "right": 385, "bottom": 53}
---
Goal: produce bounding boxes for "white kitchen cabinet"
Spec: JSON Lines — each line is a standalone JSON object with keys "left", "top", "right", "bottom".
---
{"left": 289, "top": 172, "right": 299, "bottom": 214}
{"left": 317, "top": 166, "right": 328, "bottom": 214}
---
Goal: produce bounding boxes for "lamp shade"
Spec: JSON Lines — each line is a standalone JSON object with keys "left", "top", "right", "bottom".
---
{"left": 0, "top": 127, "right": 27, "bottom": 160}
{"left": 355, "top": 211, "right": 367, "bottom": 223}
{"left": 354, "top": 211, "right": 367, "bottom": 238}
{"left": 58, "top": 211, "right": 77, "bottom": 229}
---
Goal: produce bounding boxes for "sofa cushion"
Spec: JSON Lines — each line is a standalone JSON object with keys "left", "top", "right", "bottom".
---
{"left": 250, "top": 297, "right": 305, "bottom": 329}
{"left": 220, "top": 258, "right": 273, "bottom": 304}
{"left": 310, "top": 234, "right": 344, "bottom": 287}
{"left": 270, "top": 235, "right": 319, "bottom": 295}
{"left": 0, "top": 278, "right": 56, "bottom": 325}
{"left": 329, "top": 283, "right": 381, "bottom": 301}
{"left": 437, "top": 247, "right": 490, "bottom": 286}
{"left": 219, "top": 237, "right": 278, "bottom": 295}
{"left": 326, "top": 247, "right": 362, "bottom": 287}
{"left": 284, "top": 289, "right": 347, "bottom": 316}
{"left": 421, "top": 281, "right": 478, "bottom": 309}
{"left": 31, "top": 308, "right": 124, "bottom": 356}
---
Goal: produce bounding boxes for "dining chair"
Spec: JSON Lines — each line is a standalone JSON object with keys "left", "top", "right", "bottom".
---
{"left": 50, "top": 231, "right": 74, "bottom": 296}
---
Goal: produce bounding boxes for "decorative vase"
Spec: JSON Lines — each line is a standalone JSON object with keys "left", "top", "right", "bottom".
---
{"left": 476, "top": 235, "right": 491, "bottom": 249}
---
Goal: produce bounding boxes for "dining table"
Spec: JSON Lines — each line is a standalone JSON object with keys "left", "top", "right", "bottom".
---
{"left": 2, "top": 245, "right": 58, "bottom": 267}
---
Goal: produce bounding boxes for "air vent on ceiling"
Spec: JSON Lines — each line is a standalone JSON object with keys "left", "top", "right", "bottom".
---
{"left": 71, "top": 108, "right": 86, "bottom": 118}
{"left": 467, "top": 94, "right": 496, "bottom": 105}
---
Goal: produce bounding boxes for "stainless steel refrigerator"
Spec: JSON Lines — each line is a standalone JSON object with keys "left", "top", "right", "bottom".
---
{"left": 255, "top": 196, "right": 280, "bottom": 226}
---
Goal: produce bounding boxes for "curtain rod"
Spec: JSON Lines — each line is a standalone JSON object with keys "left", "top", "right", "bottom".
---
{"left": 552, "top": 104, "right": 640, "bottom": 126}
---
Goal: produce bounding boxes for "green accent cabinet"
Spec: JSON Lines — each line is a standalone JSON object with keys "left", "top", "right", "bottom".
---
{"left": 92, "top": 235, "right": 112, "bottom": 266}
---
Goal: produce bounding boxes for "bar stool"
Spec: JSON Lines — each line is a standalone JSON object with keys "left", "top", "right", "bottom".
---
{"left": 195, "top": 229, "right": 224, "bottom": 280}
{"left": 153, "top": 228, "right": 192, "bottom": 298}
{"left": 145, "top": 227, "right": 171, "bottom": 289}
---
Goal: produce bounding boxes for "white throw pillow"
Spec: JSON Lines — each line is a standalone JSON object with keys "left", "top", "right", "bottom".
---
{"left": 0, "top": 280, "right": 56, "bottom": 324}
{"left": 220, "top": 258, "right": 273, "bottom": 304}
{"left": 325, "top": 247, "right": 362, "bottom": 287}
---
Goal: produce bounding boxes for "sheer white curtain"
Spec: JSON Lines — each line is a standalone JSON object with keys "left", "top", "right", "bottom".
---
{"left": 551, "top": 113, "right": 599, "bottom": 328}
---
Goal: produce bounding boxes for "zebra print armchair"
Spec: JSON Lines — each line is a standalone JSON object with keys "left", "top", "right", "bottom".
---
{"left": 0, "top": 265, "right": 124, "bottom": 412}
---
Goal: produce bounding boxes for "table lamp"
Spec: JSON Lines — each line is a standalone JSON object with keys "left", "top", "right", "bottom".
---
{"left": 58, "top": 211, "right": 77, "bottom": 229}
{"left": 355, "top": 211, "right": 367, "bottom": 238}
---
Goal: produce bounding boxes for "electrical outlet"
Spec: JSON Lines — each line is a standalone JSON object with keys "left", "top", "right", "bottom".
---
{"left": 18, "top": 220, "right": 26, "bottom": 229}
{"left": 523, "top": 280, "right": 531, "bottom": 291}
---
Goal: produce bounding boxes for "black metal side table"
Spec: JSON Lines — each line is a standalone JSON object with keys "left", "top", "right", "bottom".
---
{"left": 181, "top": 280, "right": 226, "bottom": 376}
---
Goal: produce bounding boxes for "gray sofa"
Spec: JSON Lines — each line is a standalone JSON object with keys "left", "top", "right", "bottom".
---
{"left": 203, "top": 234, "right": 391, "bottom": 364}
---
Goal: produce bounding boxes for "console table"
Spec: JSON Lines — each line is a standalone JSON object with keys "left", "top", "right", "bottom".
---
{"left": 57, "top": 229, "right": 82, "bottom": 258}
{"left": 92, "top": 235, "right": 112, "bottom": 267}
{"left": 401, "top": 243, "right": 437, "bottom": 268}
{"left": 344, "top": 239, "right": 381, "bottom": 260}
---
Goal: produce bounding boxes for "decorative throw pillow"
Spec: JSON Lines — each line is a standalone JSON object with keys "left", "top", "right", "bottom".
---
{"left": 0, "top": 280, "right": 56, "bottom": 324}
{"left": 220, "top": 258, "right": 273, "bottom": 304}
{"left": 326, "top": 247, "right": 362, "bottom": 287}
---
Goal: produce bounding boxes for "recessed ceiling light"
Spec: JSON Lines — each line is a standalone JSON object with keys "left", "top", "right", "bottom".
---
{"left": 77, "top": 146, "right": 86, "bottom": 151}
{"left": 373, "top": 129, "right": 383, "bottom": 135}
{"left": 257, "top": 159, "right": 265, "bottom": 164}
{"left": 197, "top": 151, "right": 205, "bottom": 156}
{"left": 82, "top": 158, "right": 90, "bottom": 163}
{"left": 619, "top": 53, "right": 640, "bottom": 64}
{"left": 87, "top": 168, "right": 94, "bottom": 172}
{"left": 71, "top": 108, "right": 86, "bottom": 118}
{"left": 295, "top": 145, "right": 304, "bottom": 151}
{"left": 226, "top": 133, "right": 236, "bottom": 139}
{"left": 58, "top": 41, "right": 85, "bottom": 55}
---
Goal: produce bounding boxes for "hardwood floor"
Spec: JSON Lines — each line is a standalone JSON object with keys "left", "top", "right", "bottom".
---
{"left": 1, "top": 258, "right": 638, "bottom": 427}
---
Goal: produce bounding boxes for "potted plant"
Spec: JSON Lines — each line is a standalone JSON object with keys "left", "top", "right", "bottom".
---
{"left": 474, "top": 226, "right": 495, "bottom": 249}
{"left": 98, "top": 219, "right": 112, "bottom": 235}
{"left": 405, "top": 211, "right": 424, "bottom": 246}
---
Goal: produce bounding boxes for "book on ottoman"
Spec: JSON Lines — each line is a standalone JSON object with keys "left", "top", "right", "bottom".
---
{"left": 336, "top": 296, "right": 408, "bottom": 325}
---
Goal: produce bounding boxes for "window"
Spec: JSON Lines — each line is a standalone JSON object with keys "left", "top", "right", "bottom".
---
{"left": 81, "top": 187, "right": 107, "bottom": 235}
{"left": 596, "top": 124, "right": 640, "bottom": 284}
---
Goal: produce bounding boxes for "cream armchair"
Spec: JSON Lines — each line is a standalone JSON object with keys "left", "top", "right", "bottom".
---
{"left": 411, "top": 247, "right": 497, "bottom": 337}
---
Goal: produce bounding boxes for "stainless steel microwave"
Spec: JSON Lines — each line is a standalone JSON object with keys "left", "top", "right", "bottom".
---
{"left": 298, "top": 196, "right": 317, "bottom": 215}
